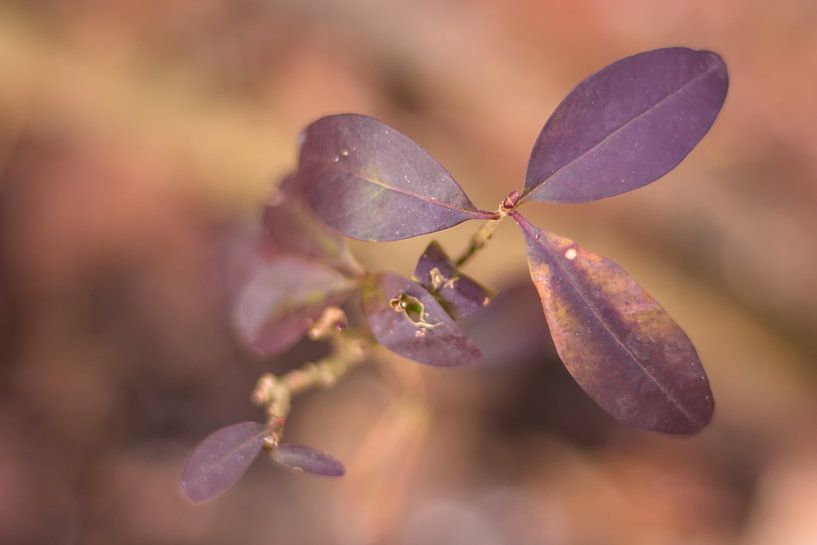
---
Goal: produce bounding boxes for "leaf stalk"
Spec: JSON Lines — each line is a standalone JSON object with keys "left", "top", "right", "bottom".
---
{"left": 454, "top": 192, "right": 519, "bottom": 267}
{"left": 250, "top": 308, "right": 370, "bottom": 446}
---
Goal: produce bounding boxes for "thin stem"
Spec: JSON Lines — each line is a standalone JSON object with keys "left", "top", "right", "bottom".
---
{"left": 251, "top": 190, "right": 524, "bottom": 445}
{"left": 454, "top": 191, "right": 520, "bottom": 267}
{"left": 250, "top": 308, "right": 370, "bottom": 446}
{"left": 454, "top": 218, "right": 501, "bottom": 267}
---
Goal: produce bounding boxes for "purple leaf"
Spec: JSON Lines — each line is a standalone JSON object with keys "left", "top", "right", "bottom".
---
{"left": 512, "top": 212, "right": 713, "bottom": 434}
{"left": 295, "top": 114, "right": 496, "bottom": 241}
{"left": 523, "top": 47, "right": 728, "bottom": 204}
{"left": 180, "top": 421, "right": 267, "bottom": 503}
{"left": 461, "top": 281, "right": 554, "bottom": 368}
{"left": 262, "top": 175, "right": 362, "bottom": 276}
{"left": 413, "top": 241, "right": 492, "bottom": 320}
{"left": 272, "top": 444, "right": 345, "bottom": 476}
{"left": 362, "top": 272, "right": 482, "bottom": 367}
{"left": 232, "top": 254, "right": 357, "bottom": 356}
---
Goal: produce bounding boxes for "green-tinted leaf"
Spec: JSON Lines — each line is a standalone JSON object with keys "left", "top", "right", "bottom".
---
{"left": 512, "top": 212, "right": 713, "bottom": 434}
{"left": 362, "top": 272, "right": 482, "bottom": 367}
{"left": 295, "top": 114, "right": 496, "bottom": 241}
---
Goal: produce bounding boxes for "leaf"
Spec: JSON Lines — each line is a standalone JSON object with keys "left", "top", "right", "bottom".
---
{"left": 262, "top": 175, "right": 362, "bottom": 276}
{"left": 413, "top": 241, "right": 492, "bottom": 320}
{"left": 523, "top": 47, "right": 728, "bottom": 204}
{"left": 180, "top": 421, "right": 267, "bottom": 503}
{"left": 512, "top": 212, "right": 713, "bottom": 434}
{"left": 232, "top": 254, "right": 357, "bottom": 357}
{"left": 461, "top": 281, "right": 554, "bottom": 368}
{"left": 295, "top": 114, "right": 496, "bottom": 241}
{"left": 272, "top": 444, "right": 345, "bottom": 476}
{"left": 362, "top": 272, "right": 482, "bottom": 367}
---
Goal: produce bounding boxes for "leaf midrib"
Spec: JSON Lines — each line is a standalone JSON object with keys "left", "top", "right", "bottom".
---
{"left": 518, "top": 218, "right": 700, "bottom": 427}
{"left": 526, "top": 60, "right": 721, "bottom": 199}
{"left": 300, "top": 156, "right": 492, "bottom": 219}
{"left": 199, "top": 432, "right": 265, "bottom": 476}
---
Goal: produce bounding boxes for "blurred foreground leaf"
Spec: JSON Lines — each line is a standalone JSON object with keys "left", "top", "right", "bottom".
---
{"left": 263, "top": 175, "right": 362, "bottom": 276}
{"left": 232, "top": 255, "right": 357, "bottom": 356}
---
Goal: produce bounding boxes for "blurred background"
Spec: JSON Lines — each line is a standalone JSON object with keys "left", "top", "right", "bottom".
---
{"left": 1, "top": 1, "right": 816, "bottom": 544}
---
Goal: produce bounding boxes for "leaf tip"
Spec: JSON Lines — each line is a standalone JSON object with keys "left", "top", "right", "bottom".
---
{"left": 272, "top": 444, "right": 346, "bottom": 477}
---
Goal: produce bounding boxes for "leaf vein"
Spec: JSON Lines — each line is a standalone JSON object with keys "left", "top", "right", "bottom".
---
{"left": 527, "top": 62, "right": 721, "bottom": 198}
{"left": 516, "top": 216, "right": 699, "bottom": 426}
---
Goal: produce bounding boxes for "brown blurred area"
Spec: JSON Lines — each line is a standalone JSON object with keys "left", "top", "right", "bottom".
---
{"left": 2, "top": 1, "right": 817, "bottom": 544}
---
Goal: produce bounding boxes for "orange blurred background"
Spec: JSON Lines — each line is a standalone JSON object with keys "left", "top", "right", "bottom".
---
{"left": 2, "top": 1, "right": 817, "bottom": 544}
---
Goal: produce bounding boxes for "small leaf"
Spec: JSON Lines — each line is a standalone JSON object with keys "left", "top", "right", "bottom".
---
{"left": 413, "top": 241, "right": 492, "bottom": 320}
{"left": 512, "top": 212, "right": 713, "bottom": 434}
{"left": 232, "top": 254, "right": 357, "bottom": 356}
{"left": 262, "top": 175, "right": 362, "bottom": 276}
{"left": 295, "top": 114, "right": 496, "bottom": 241}
{"left": 181, "top": 421, "right": 267, "bottom": 503}
{"left": 362, "top": 272, "right": 482, "bottom": 367}
{"left": 272, "top": 444, "right": 345, "bottom": 476}
{"left": 523, "top": 47, "right": 728, "bottom": 203}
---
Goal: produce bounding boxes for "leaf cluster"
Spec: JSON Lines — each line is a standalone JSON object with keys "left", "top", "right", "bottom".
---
{"left": 182, "top": 47, "right": 728, "bottom": 502}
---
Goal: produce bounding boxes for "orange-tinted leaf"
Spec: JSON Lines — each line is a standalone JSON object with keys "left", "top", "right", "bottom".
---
{"left": 512, "top": 212, "right": 713, "bottom": 434}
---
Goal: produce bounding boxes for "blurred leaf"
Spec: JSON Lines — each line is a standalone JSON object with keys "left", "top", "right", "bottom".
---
{"left": 512, "top": 212, "right": 713, "bottom": 434}
{"left": 413, "top": 241, "right": 492, "bottom": 320}
{"left": 262, "top": 175, "right": 362, "bottom": 276}
{"left": 461, "top": 281, "right": 553, "bottom": 367}
{"left": 362, "top": 272, "right": 482, "bottom": 367}
{"left": 272, "top": 444, "right": 345, "bottom": 476}
{"left": 523, "top": 47, "right": 728, "bottom": 203}
{"left": 232, "top": 255, "right": 357, "bottom": 357}
{"left": 181, "top": 421, "right": 267, "bottom": 503}
{"left": 295, "top": 114, "right": 496, "bottom": 241}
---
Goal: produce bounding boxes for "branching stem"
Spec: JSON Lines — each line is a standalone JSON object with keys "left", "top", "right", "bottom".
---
{"left": 454, "top": 191, "right": 520, "bottom": 267}
{"left": 251, "top": 190, "right": 523, "bottom": 446}
{"left": 250, "top": 308, "right": 370, "bottom": 447}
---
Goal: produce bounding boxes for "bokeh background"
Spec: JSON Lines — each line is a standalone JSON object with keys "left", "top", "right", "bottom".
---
{"left": 2, "top": 1, "right": 817, "bottom": 544}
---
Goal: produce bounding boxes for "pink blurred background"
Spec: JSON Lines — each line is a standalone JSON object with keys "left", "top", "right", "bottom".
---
{"left": 2, "top": 1, "right": 817, "bottom": 544}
